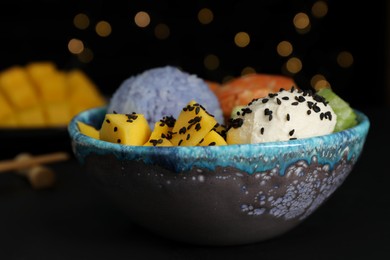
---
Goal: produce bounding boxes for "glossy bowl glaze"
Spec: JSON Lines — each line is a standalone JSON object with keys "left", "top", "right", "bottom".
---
{"left": 68, "top": 106, "right": 370, "bottom": 246}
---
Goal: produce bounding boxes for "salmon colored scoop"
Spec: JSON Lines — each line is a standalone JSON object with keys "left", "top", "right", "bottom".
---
{"left": 209, "top": 73, "right": 297, "bottom": 121}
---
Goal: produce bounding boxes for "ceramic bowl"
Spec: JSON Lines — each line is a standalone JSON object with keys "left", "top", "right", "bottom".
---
{"left": 68, "top": 106, "right": 370, "bottom": 246}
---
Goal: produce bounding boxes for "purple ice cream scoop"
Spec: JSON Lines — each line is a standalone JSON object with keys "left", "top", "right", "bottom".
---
{"left": 107, "top": 66, "right": 224, "bottom": 128}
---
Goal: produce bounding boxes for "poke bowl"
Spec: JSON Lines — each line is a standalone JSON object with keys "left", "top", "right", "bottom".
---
{"left": 68, "top": 106, "right": 370, "bottom": 246}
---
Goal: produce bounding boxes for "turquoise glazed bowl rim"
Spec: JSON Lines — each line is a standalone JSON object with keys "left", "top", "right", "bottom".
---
{"left": 68, "top": 106, "right": 370, "bottom": 175}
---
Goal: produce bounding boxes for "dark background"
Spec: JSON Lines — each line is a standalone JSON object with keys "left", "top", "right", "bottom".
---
{"left": 0, "top": 0, "right": 387, "bottom": 110}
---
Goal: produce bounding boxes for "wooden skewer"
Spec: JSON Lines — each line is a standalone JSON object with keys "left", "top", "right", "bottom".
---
{"left": 0, "top": 152, "right": 69, "bottom": 173}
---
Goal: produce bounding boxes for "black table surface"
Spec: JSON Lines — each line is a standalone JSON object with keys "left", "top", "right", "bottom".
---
{"left": 1, "top": 107, "right": 389, "bottom": 260}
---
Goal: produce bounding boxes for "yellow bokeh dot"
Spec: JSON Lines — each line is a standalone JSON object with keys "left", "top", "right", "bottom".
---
{"left": 241, "top": 67, "right": 256, "bottom": 76}
{"left": 286, "top": 57, "right": 302, "bottom": 74}
{"left": 277, "top": 41, "right": 293, "bottom": 57}
{"left": 198, "top": 8, "right": 213, "bottom": 24}
{"left": 95, "top": 21, "right": 112, "bottom": 37}
{"left": 314, "top": 79, "right": 331, "bottom": 90}
{"left": 293, "top": 12, "right": 310, "bottom": 30}
{"left": 154, "top": 23, "right": 170, "bottom": 40}
{"left": 68, "top": 38, "right": 84, "bottom": 54}
{"left": 134, "top": 11, "right": 151, "bottom": 28}
{"left": 78, "top": 48, "right": 94, "bottom": 63}
{"left": 234, "top": 32, "right": 250, "bottom": 48}
{"left": 311, "top": 74, "right": 325, "bottom": 87}
{"left": 73, "top": 13, "right": 90, "bottom": 30}
{"left": 337, "top": 51, "right": 354, "bottom": 68}
{"left": 204, "top": 54, "right": 220, "bottom": 70}
{"left": 312, "top": 1, "right": 328, "bottom": 18}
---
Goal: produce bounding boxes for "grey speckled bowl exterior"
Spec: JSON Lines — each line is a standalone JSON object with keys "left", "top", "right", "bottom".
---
{"left": 68, "top": 106, "right": 370, "bottom": 246}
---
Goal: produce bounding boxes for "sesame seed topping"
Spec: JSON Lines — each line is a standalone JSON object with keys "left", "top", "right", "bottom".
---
{"left": 230, "top": 118, "right": 244, "bottom": 129}
{"left": 289, "top": 129, "right": 295, "bottom": 136}
{"left": 286, "top": 114, "right": 290, "bottom": 121}
{"left": 260, "top": 127, "right": 264, "bottom": 135}
{"left": 208, "top": 142, "right": 216, "bottom": 146}
{"left": 117, "top": 139, "right": 121, "bottom": 143}
{"left": 114, "top": 127, "right": 117, "bottom": 132}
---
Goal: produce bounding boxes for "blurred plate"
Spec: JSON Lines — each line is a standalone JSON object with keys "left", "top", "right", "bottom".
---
{"left": 0, "top": 126, "right": 72, "bottom": 160}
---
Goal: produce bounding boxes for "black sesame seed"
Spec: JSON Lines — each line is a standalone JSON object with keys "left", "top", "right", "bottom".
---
{"left": 320, "top": 113, "right": 325, "bottom": 120}
{"left": 262, "top": 98, "right": 269, "bottom": 104}
{"left": 282, "top": 96, "right": 289, "bottom": 100}
{"left": 195, "top": 106, "right": 200, "bottom": 115}
{"left": 179, "top": 127, "right": 186, "bottom": 134}
{"left": 276, "top": 98, "right": 281, "bottom": 105}
{"left": 208, "top": 142, "right": 216, "bottom": 146}
{"left": 106, "top": 119, "right": 110, "bottom": 123}
{"left": 260, "top": 127, "right": 264, "bottom": 135}
{"left": 307, "top": 110, "right": 311, "bottom": 115}
{"left": 186, "top": 133, "right": 190, "bottom": 140}
{"left": 231, "top": 118, "right": 244, "bottom": 128}
{"left": 289, "top": 129, "right": 295, "bottom": 136}
{"left": 313, "top": 103, "right": 321, "bottom": 113}
{"left": 178, "top": 139, "right": 183, "bottom": 146}
{"left": 264, "top": 108, "right": 272, "bottom": 115}
{"left": 286, "top": 114, "right": 290, "bottom": 121}
{"left": 291, "top": 102, "right": 299, "bottom": 106}
{"left": 296, "top": 96, "right": 306, "bottom": 102}
{"left": 114, "top": 127, "right": 118, "bottom": 132}
{"left": 117, "top": 139, "right": 121, "bottom": 143}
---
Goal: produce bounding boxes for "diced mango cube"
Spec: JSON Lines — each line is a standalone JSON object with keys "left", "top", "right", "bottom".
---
{"left": 198, "top": 130, "right": 227, "bottom": 146}
{"left": 144, "top": 121, "right": 173, "bottom": 146}
{"left": 170, "top": 100, "right": 217, "bottom": 146}
{"left": 77, "top": 121, "right": 100, "bottom": 139}
{"left": 100, "top": 113, "right": 151, "bottom": 145}
{"left": 0, "top": 66, "right": 39, "bottom": 109}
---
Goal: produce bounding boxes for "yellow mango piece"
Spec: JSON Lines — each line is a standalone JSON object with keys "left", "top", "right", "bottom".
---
{"left": 67, "top": 69, "right": 106, "bottom": 115}
{"left": 44, "top": 102, "right": 72, "bottom": 127}
{"left": 198, "top": 130, "right": 227, "bottom": 146}
{"left": 170, "top": 100, "right": 217, "bottom": 146}
{"left": 30, "top": 70, "right": 68, "bottom": 102}
{"left": 0, "top": 66, "right": 39, "bottom": 109}
{"left": 144, "top": 121, "right": 173, "bottom": 146}
{"left": 100, "top": 113, "right": 151, "bottom": 145}
{"left": 77, "top": 121, "right": 99, "bottom": 139}
{"left": 0, "top": 93, "right": 14, "bottom": 120}
{"left": 26, "top": 61, "right": 56, "bottom": 75}
{"left": 0, "top": 115, "right": 18, "bottom": 127}
{"left": 212, "top": 123, "right": 227, "bottom": 139}
{"left": 15, "top": 105, "right": 46, "bottom": 127}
